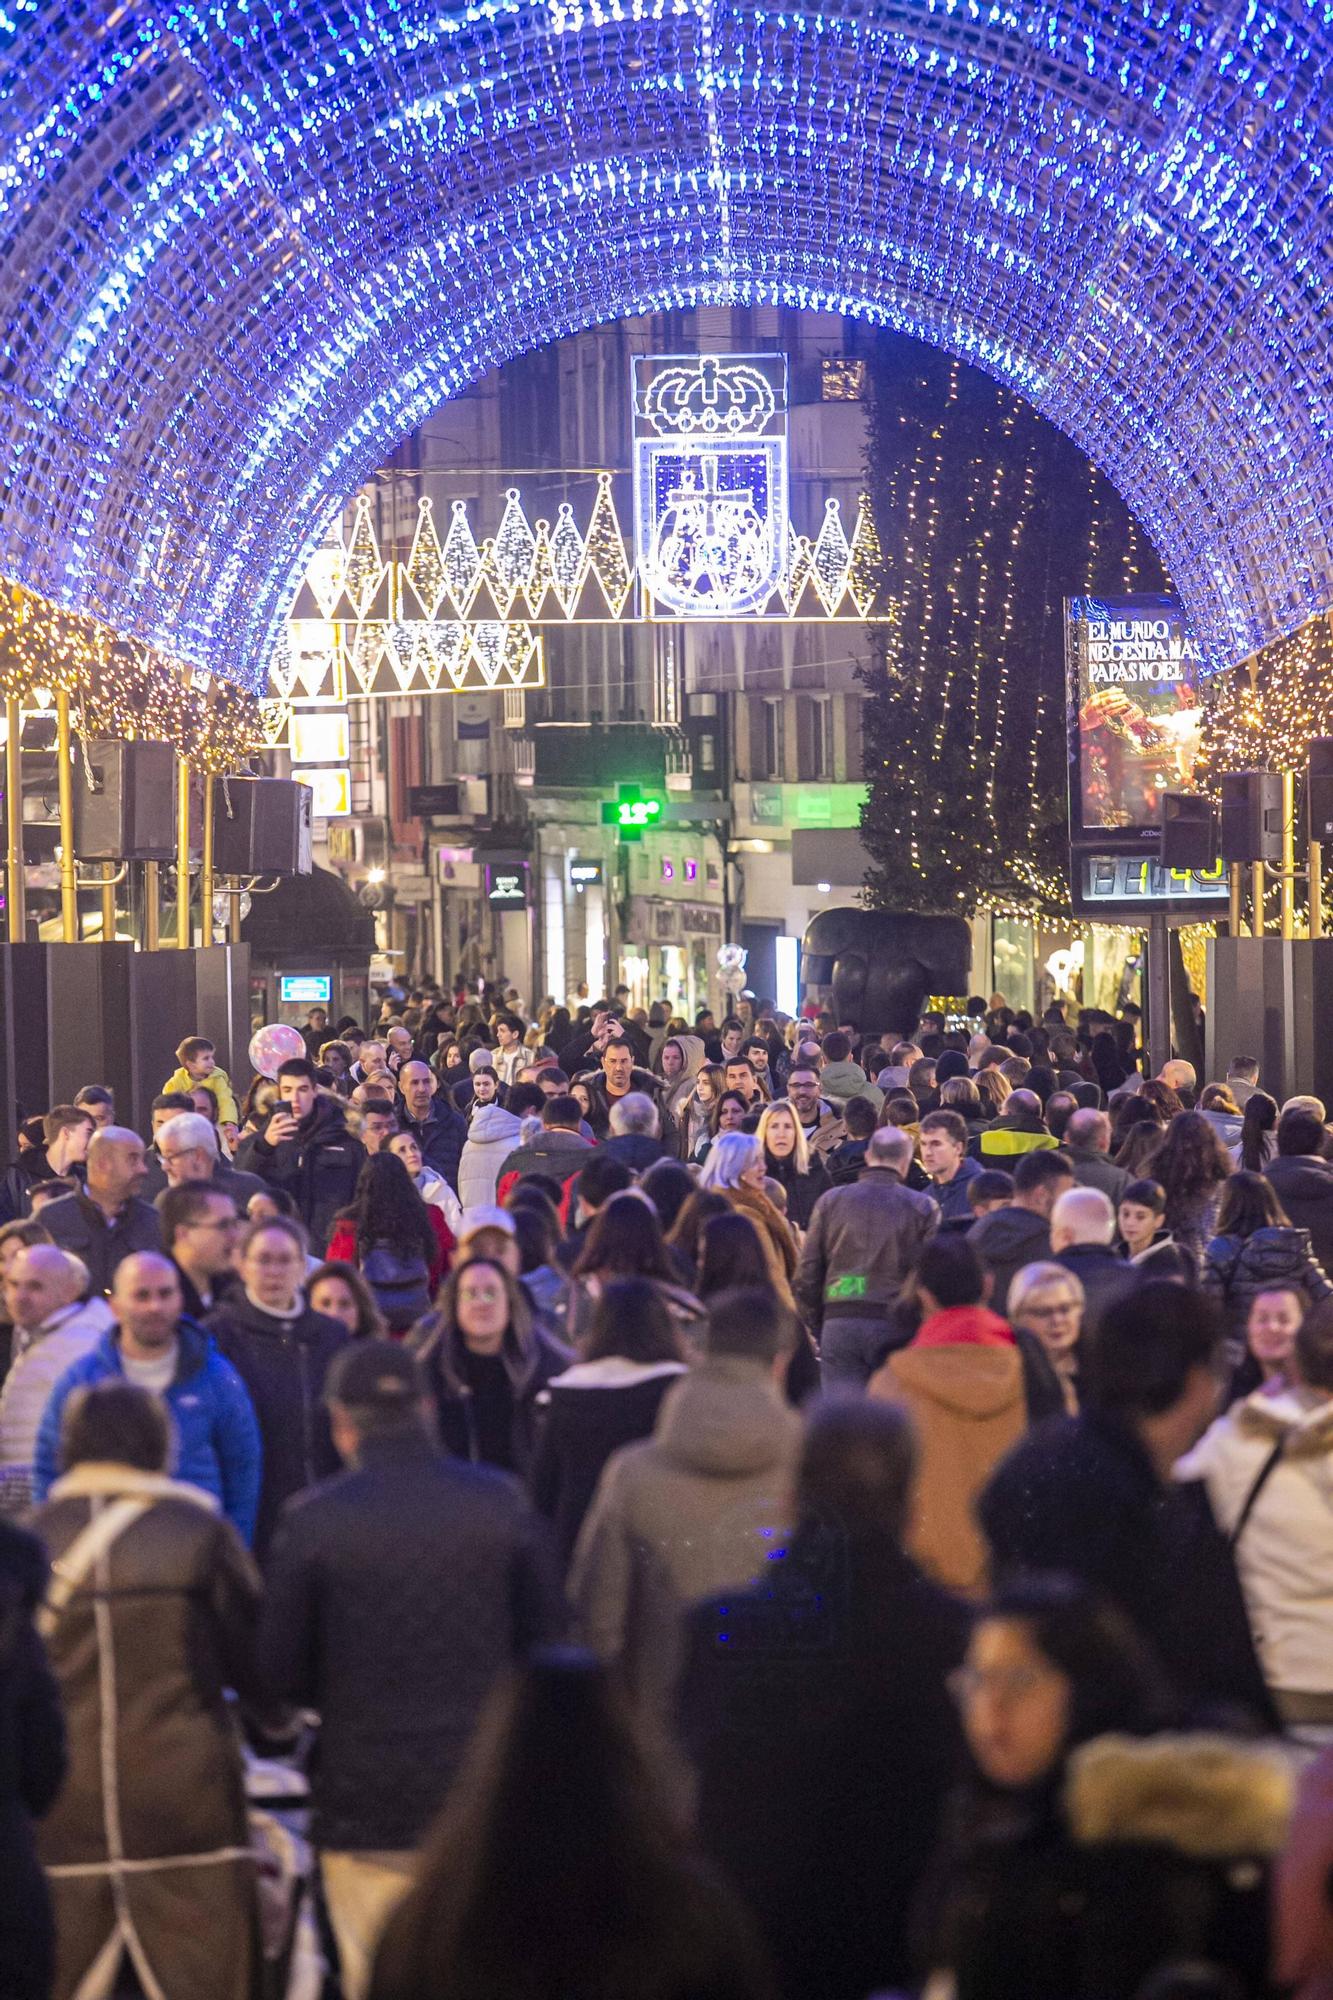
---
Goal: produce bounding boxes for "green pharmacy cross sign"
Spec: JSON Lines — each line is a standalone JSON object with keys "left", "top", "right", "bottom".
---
{"left": 601, "top": 784, "right": 666, "bottom": 841}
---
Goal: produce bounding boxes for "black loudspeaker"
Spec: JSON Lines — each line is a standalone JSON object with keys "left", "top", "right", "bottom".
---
{"left": 1219, "top": 770, "right": 1284, "bottom": 865}
{"left": 212, "top": 778, "right": 313, "bottom": 876}
{"left": 71, "top": 740, "right": 177, "bottom": 860}
{"left": 1309, "top": 739, "right": 1333, "bottom": 846}
{"left": 1159, "top": 792, "right": 1217, "bottom": 869}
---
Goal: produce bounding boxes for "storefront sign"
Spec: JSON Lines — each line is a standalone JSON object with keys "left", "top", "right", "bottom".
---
{"left": 487, "top": 866, "right": 529, "bottom": 908}
{"left": 680, "top": 903, "right": 723, "bottom": 935}
{"left": 569, "top": 858, "right": 603, "bottom": 887}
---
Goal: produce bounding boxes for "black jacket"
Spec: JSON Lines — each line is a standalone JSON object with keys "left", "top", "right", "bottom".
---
{"left": 41, "top": 1190, "right": 163, "bottom": 1295}
{"left": 396, "top": 1097, "right": 467, "bottom": 1192}
{"left": 235, "top": 1095, "right": 366, "bottom": 1253}
{"left": 925, "top": 1747, "right": 1277, "bottom": 2000}
{"left": 1265, "top": 1153, "right": 1333, "bottom": 1271}
{"left": 967, "top": 1205, "right": 1051, "bottom": 1316}
{"left": 259, "top": 1430, "right": 561, "bottom": 1850}
{"left": 1202, "top": 1223, "right": 1333, "bottom": 1351}
{"left": 580, "top": 1072, "right": 678, "bottom": 1149}
{"left": 530, "top": 1362, "right": 686, "bottom": 1567}
{"left": 0, "top": 1520, "right": 65, "bottom": 2000}
{"left": 204, "top": 1292, "right": 349, "bottom": 1560}
{"left": 414, "top": 1317, "right": 574, "bottom": 1478}
{"left": 979, "top": 1410, "right": 1277, "bottom": 1728}
{"left": 764, "top": 1153, "right": 832, "bottom": 1230}
{"left": 679, "top": 1531, "right": 969, "bottom": 2000}
{"left": 600, "top": 1132, "right": 673, "bottom": 1174}
{"left": 1053, "top": 1242, "right": 1138, "bottom": 1337}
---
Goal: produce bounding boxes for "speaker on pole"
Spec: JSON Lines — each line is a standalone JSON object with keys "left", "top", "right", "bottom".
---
{"left": 212, "top": 778, "right": 313, "bottom": 876}
{"left": 1308, "top": 739, "right": 1333, "bottom": 846}
{"left": 71, "top": 740, "right": 177, "bottom": 860}
{"left": 1159, "top": 793, "right": 1217, "bottom": 870}
{"left": 1219, "top": 770, "right": 1283, "bottom": 865}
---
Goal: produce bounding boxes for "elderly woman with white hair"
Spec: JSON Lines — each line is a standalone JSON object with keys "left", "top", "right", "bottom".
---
{"left": 1007, "top": 1260, "right": 1085, "bottom": 1415}
{"left": 698, "top": 1133, "right": 799, "bottom": 1305}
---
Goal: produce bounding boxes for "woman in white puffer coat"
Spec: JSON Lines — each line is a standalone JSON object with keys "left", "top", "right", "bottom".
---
{"left": 457, "top": 1101, "right": 526, "bottom": 1209}
{"left": 1177, "top": 1290, "right": 1333, "bottom": 1739}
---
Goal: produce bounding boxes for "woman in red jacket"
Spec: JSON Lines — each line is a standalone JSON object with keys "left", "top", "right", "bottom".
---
{"left": 325, "top": 1152, "right": 453, "bottom": 1333}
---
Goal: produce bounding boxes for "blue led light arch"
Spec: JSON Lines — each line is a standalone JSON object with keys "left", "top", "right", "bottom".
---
{"left": 1, "top": 0, "right": 1332, "bottom": 691}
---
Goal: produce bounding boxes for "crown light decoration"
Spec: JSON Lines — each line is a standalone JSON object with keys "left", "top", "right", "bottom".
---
{"left": 277, "top": 470, "right": 883, "bottom": 700}
{"left": 0, "top": 4, "right": 1331, "bottom": 695}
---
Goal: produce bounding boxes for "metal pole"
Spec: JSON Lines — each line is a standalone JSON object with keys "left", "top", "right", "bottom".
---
{"left": 100, "top": 860, "right": 116, "bottom": 943}
{"left": 1281, "top": 768, "right": 1296, "bottom": 940}
{"left": 1229, "top": 861, "right": 1243, "bottom": 938}
{"left": 176, "top": 755, "right": 191, "bottom": 949}
{"left": 1251, "top": 862, "right": 1266, "bottom": 938}
{"left": 1312, "top": 843, "right": 1324, "bottom": 941}
{"left": 1146, "top": 911, "right": 1172, "bottom": 1079}
{"left": 200, "top": 772, "right": 214, "bottom": 948}
{"left": 54, "top": 688, "right": 77, "bottom": 943}
{"left": 229, "top": 883, "right": 243, "bottom": 946}
{"left": 144, "top": 860, "right": 160, "bottom": 951}
{"left": 4, "top": 696, "right": 24, "bottom": 942}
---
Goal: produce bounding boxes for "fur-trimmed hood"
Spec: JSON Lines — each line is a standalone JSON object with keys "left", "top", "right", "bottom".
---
{"left": 1067, "top": 1733, "right": 1293, "bottom": 1859}
{"left": 1236, "top": 1385, "right": 1333, "bottom": 1458}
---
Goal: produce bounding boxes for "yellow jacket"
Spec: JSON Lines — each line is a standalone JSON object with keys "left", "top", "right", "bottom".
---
{"left": 161, "top": 1064, "right": 239, "bottom": 1127}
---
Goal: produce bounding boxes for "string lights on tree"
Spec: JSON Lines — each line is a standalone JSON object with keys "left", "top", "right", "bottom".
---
{"left": 857, "top": 332, "right": 1169, "bottom": 919}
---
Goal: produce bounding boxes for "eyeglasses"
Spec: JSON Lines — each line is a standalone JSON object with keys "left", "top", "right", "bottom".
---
{"left": 1024, "top": 1299, "right": 1078, "bottom": 1319}
{"left": 187, "top": 1217, "right": 240, "bottom": 1233}
{"left": 948, "top": 1665, "right": 1056, "bottom": 1705}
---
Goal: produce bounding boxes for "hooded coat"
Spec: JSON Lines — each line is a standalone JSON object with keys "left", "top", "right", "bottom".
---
{"left": 0, "top": 1298, "right": 115, "bottom": 1511}
{"left": 869, "top": 1312, "right": 1026, "bottom": 1595}
{"left": 458, "top": 1103, "right": 525, "bottom": 1208}
{"left": 32, "top": 1469, "right": 265, "bottom": 2000}
{"left": 966, "top": 1205, "right": 1051, "bottom": 1315}
{"left": 660, "top": 1034, "right": 707, "bottom": 1140}
{"left": 570, "top": 1357, "right": 801, "bottom": 1713}
{"left": 928, "top": 1732, "right": 1290, "bottom": 2000}
{"left": 1178, "top": 1386, "right": 1333, "bottom": 1712}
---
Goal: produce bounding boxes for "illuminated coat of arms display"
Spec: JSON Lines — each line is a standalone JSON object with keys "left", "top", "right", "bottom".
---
{"left": 633, "top": 354, "right": 789, "bottom": 619}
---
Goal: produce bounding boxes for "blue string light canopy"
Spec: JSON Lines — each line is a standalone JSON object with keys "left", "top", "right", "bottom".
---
{"left": 1, "top": 0, "right": 1331, "bottom": 694}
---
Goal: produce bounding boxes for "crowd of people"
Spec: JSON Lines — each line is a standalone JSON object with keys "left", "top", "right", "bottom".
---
{"left": 6, "top": 981, "right": 1333, "bottom": 1997}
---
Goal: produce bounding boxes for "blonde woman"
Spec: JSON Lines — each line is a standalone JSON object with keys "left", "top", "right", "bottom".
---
{"left": 756, "top": 1099, "right": 831, "bottom": 1231}
{"left": 1007, "top": 1260, "right": 1085, "bottom": 1415}
{"left": 975, "top": 1066, "right": 1013, "bottom": 1121}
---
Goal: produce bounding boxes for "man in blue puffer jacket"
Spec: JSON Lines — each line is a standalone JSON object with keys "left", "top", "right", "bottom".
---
{"left": 32, "top": 1251, "right": 261, "bottom": 1544}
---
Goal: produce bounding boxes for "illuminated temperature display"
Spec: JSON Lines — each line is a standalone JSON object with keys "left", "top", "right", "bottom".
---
{"left": 1073, "top": 854, "right": 1229, "bottom": 917}
{"left": 600, "top": 785, "right": 666, "bottom": 841}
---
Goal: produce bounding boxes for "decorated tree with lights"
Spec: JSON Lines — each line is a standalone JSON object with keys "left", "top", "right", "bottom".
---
{"left": 857, "top": 333, "right": 1169, "bottom": 917}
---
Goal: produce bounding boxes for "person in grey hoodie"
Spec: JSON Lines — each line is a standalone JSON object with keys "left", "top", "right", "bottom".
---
{"left": 817, "top": 1033, "right": 885, "bottom": 1113}
{"left": 967, "top": 1150, "right": 1076, "bottom": 1316}
{"left": 570, "top": 1285, "right": 801, "bottom": 1716}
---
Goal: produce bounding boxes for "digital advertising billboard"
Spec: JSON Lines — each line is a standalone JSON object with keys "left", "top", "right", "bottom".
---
{"left": 1067, "top": 595, "right": 1206, "bottom": 841}
{"left": 1065, "top": 595, "right": 1228, "bottom": 920}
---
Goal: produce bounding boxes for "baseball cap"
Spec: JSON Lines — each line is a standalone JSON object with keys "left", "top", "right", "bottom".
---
{"left": 326, "top": 1340, "right": 422, "bottom": 1411}
{"left": 458, "top": 1205, "right": 517, "bottom": 1242}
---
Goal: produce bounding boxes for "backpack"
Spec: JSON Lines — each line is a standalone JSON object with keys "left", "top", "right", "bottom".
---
{"left": 360, "top": 1239, "right": 432, "bottom": 1332}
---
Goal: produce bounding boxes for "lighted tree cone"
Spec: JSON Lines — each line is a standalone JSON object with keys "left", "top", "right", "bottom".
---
{"left": 856, "top": 331, "right": 1168, "bottom": 919}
